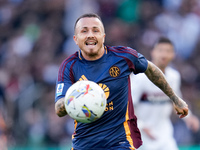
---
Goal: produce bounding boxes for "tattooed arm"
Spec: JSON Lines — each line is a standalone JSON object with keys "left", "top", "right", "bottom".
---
{"left": 144, "top": 61, "right": 188, "bottom": 118}
{"left": 55, "top": 97, "right": 68, "bottom": 117}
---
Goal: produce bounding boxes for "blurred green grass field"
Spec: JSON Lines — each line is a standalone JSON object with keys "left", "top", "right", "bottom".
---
{"left": 8, "top": 145, "right": 200, "bottom": 150}
{"left": 179, "top": 145, "right": 200, "bottom": 150}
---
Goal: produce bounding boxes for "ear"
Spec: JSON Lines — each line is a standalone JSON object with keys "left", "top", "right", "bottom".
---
{"left": 103, "top": 33, "right": 106, "bottom": 44}
{"left": 73, "top": 35, "right": 78, "bottom": 45}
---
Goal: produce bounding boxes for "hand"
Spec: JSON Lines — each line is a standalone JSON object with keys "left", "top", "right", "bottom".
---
{"left": 173, "top": 98, "right": 188, "bottom": 118}
{"left": 55, "top": 97, "right": 68, "bottom": 117}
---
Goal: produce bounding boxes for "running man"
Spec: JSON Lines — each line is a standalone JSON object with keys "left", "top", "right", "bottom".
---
{"left": 55, "top": 14, "right": 188, "bottom": 150}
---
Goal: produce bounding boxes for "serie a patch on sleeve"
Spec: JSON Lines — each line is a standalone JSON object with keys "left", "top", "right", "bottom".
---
{"left": 56, "top": 83, "right": 64, "bottom": 97}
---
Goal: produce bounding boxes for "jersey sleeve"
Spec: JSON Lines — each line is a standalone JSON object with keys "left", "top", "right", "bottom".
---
{"left": 134, "top": 52, "right": 148, "bottom": 74}
{"left": 55, "top": 60, "right": 74, "bottom": 102}
{"left": 124, "top": 47, "right": 148, "bottom": 74}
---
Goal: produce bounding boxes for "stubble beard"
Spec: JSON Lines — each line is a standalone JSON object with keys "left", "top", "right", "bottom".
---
{"left": 85, "top": 49, "right": 100, "bottom": 59}
{"left": 83, "top": 45, "right": 104, "bottom": 60}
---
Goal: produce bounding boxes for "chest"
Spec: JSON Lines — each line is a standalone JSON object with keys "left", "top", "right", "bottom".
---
{"left": 72, "top": 57, "right": 131, "bottom": 101}
{"left": 73, "top": 57, "right": 130, "bottom": 83}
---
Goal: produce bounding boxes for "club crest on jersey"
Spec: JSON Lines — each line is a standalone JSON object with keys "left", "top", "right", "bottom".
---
{"left": 109, "top": 66, "right": 120, "bottom": 77}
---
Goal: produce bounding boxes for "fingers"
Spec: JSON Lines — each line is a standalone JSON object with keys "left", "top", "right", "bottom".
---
{"left": 174, "top": 98, "right": 189, "bottom": 118}
{"left": 179, "top": 113, "right": 187, "bottom": 118}
{"left": 177, "top": 108, "right": 188, "bottom": 118}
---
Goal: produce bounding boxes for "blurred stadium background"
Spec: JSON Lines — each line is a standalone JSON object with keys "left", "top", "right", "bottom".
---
{"left": 0, "top": 0, "right": 200, "bottom": 149}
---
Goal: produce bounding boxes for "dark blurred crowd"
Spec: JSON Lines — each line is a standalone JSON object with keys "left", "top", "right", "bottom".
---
{"left": 0, "top": 0, "right": 200, "bottom": 148}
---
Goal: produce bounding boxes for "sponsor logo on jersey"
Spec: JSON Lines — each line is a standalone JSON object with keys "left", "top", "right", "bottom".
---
{"left": 105, "top": 101, "right": 113, "bottom": 111}
{"left": 98, "top": 83, "right": 110, "bottom": 99}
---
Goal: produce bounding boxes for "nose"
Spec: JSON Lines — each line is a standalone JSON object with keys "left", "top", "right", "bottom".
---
{"left": 87, "top": 30, "right": 94, "bottom": 38}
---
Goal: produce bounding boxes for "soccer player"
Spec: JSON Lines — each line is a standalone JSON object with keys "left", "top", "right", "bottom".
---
{"left": 130, "top": 37, "right": 199, "bottom": 150}
{"left": 55, "top": 13, "right": 188, "bottom": 150}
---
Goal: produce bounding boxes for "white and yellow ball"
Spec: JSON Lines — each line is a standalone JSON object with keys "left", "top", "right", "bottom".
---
{"left": 64, "top": 80, "right": 107, "bottom": 123}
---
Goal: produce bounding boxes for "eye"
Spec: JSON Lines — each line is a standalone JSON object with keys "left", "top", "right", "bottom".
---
{"left": 81, "top": 30, "right": 87, "bottom": 33}
{"left": 94, "top": 29, "right": 99, "bottom": 32}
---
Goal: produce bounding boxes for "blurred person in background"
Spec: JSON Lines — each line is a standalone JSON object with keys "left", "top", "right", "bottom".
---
{"left": 154, "top": 0, "right": 200, "bottom": 60}
{"left": 130, "top": 37, "right": 200, "bottom": 150}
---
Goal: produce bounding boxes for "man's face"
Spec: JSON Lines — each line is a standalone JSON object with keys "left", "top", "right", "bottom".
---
{"left": 151, "top": 43, "right": 175, "bottom": 69}
{"left": 73, "top": 17, "right": 106, "bottom": 60}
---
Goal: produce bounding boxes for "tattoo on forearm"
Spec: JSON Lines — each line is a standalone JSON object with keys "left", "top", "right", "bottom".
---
{"left": 145, "top": 62, "right": 179, "bottom": 105}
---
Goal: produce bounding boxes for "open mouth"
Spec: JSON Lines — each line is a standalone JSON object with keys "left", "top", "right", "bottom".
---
{"left": 85, "top": 41, "right": 97, "bottom": 46}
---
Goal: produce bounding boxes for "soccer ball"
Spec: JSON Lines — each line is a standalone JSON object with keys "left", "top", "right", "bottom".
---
{"left": 64, "top": 80, "right": 107, "bottom": 123}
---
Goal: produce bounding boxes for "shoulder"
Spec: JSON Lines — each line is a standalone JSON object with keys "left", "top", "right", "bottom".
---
{"left": 57, "top": 52, "right": 78, "bottom": 82}
{"left": 59, "top": 52, "right": 79, "bottom": 68}
{"left": 106, "top": 45, "right": 148, "bottom": 74}
{"left": 106, "top": 45, "right": 138, "bottom": 58}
